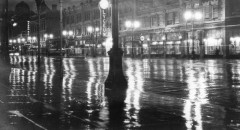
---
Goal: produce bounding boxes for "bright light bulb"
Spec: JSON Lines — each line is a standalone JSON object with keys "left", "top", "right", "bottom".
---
{"left": 44, "top": 34, "right": 48, "bottom": 38}
{"left": 133, "top": 21, "right": 140, "bottom": 28}
{"left": 194, "top": 11, "right": 202, "bottom": 20}
{"left": 95, "top": 27, "right": 100, "bottom": 32}
{"left": 87, "top": 26, "right": 93, "bottom": 33}
{"left": 21, "top": 38, "right": 25, "bottom": 42}
{"left": 68, "top": 31, "right": 73, "bottom": 36}
{"left": 49, "top": 34, "right": 54, "bottom": 39}
{"left": 99, "top": 0, "right": 109, "bottom": 10}
{"left": 184, "top": 11, "right": 193, "bottom": 20}
{"left": 62, "top": 30, "right": 67, "bottom": 36}
{"left": 125, "top": 21, "right": 132, "bottom": 28}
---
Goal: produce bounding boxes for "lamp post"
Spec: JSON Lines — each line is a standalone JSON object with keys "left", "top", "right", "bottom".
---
{"left": 9, "top": 39, "right": 13, "bottom": 51}
{"left": 35, "top": 0, "right": 44, "bottom": 63}
{"left": 44, "top": 33, "right": 54, "bottom": 41}
{"left": 62, "top": 30, "right": 74, "bottom": 56}
{"left": 162, "top": 34, "right": 167, "bottom": 58}
{"left": 184, "top": 10, "right": 202, "bottom": 58}
{"left": 17, "top": 37, "right": 25, "bottom": 55}
{"left": 104, "top": 0, "right": 127, "bottom": 88}
{"left": 125, "top": 20, "right": 140, "bottom": 58}
{"left": 179, "top": 35, "right": 184, "bottom": 57}
{"left": 44, "top": 33, "right": 54, "bottom": 55}
{"left": 147, "top": 38, "right": 151, "bottom": 58}
{"left": 87, "top": 26, "right": 99, "bottom": 57}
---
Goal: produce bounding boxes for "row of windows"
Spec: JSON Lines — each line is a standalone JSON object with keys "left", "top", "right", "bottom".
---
{"left": 71, "top": 21, "right": 101, "bottom": 36}
{"left": 30, "top": 21, "right": 46, "bottom": 33}
{"left": 65, "top": 2, "right": 220, "bottom": 31}
{"left": 204, "top": 4, "right": 219, "bottom": 19}
{"left": 65, "top": 9, "right": 100, "bottom": 25}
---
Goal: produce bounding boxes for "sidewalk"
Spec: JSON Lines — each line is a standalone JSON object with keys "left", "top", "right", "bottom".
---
{"left": 0, "top": 60, "right": 14, "bottom": 130}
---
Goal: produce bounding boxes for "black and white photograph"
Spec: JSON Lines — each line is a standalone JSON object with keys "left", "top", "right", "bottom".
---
{"left": 0, "top": 0, "right": 240, "bottom": 129}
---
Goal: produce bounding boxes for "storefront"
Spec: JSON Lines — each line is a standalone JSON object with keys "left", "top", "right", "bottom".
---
{"left": 123, "top": 34, "right": 142, "bottom": 57}
{"left": 203, "top": 29, "right": 223, "bottom": 56}
{"left": 165, "top": 32, "right": 182, "bottom": 56}
{"left": 228, "top": 28, "right": 240, "bottom": 55}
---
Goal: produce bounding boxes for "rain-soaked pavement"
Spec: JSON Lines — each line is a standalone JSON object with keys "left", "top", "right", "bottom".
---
{"left": 0, "top": 55, "right": 240, "bottom": 130}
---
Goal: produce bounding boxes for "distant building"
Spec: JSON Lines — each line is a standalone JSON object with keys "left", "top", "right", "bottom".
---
{"left": 11, "top": 1, "right": 35, "bottom": 38}
{"left": 61, "top": 0, "right": 240, "bottom": 58}
{"left": 30, "top": 1, "right": 60, "bottom": 47}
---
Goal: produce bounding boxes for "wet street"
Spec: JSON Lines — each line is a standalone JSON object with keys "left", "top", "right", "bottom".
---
{"left": 0, "top": 55, "right": 240, "bottom": 130}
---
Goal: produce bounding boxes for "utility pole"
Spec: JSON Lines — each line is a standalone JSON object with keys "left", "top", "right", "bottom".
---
{"left": 37, "top": 8, "right": 41, "bottom": 63}
{"left": 35, "top": 0, "right": 43, "bottom": 63}
{"left": 60, "top": 0, "right": 63, "bottom": 58}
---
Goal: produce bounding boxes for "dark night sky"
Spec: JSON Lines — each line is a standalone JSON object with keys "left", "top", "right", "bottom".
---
{"left": 1, "top": 0, "right": 81, "bottom": 12}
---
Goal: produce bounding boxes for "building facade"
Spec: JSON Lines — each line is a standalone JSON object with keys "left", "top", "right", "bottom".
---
{"left": 63, "top": 0, "right": 110, "bottom": 56}
{"left": 64, "top": 0, "right": 240, "bottom": 58}
{"left": 30, "top": 3, "right": 60, "bottom": 48}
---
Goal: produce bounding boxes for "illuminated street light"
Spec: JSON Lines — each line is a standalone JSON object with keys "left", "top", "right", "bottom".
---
{"left": 44, "top": 33, "right": 54, "bottom": 40}
{"left": 184, "top": 11, "right": 193, "bottom": 21}
{"left": 95, "top": 27, "right": 100, "bottom": 32}
{"left": 32, "top": 37, "right": 37, "bottom": 41}
{"left": 17, "top": 38, "right": 21, "bottom": 43}
{"left": 179, "top": 35, "right": 182, "bottom": 40}
{"left": 194, "top": 11, "right": 203, "bottom": 20}
{"left": 49, "top": 34, "right": 54, "bottom": 39}
{"left": 162, "top": 36, "right": 166, "bottom": 41}
{"left": 62, "top": 30, "right": 67, "bottom": 36}
{"left": 68, "top": 31, "right": 73, "bottom": 36}
{"left": 21, "top": 38, "right": 25, "bottom": 42}
{"left": 13, "top": 22, "right": 17, "bottom": 27}
{"left": 125, "top": 21, "right": 132, "bottom": 28}
{"left": 133, "top": 21, "right": 140, "bottom": 28}
{"left": 87, "top": 26, "right": 93, "bottom": 33}
{"left": 27, "top": 36, "right": 32, "bottom": 41}
{"left": 184, "top": 10, "right": 203, "bottom": 58}
{"left": 99, "top": 0, "right": 109, "bottom": 10}
{"left": 62, "top": 30, "right": 73, "bottom": 37}
{"left": 44, "top": 34, "right": 48, "bottom": 39}
{"left": 125, "top": 20, "right": 141, "bottom": 57}
{"left": 104, "top": 0, "right": 127, "bottom": 87}
{"left": 87, "top": 26, "right": 100, "bottom": 57}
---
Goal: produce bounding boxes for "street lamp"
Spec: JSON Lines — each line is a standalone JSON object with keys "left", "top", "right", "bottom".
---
{"left": 62, "top": 30, "right": 74, "bottom": 56}
{"left": 62, "top": 30, "right": 73, "bottom": 38}
{"left": 147, "top": 38, "right": 151, "bottom": 58}
{"left": 32, "top": 36, "right": 37, "bottom": 41}
{"left": 9, "top": 39, "right": 13, "bottom": 44}
{"left": 179, "top": 35, "right": 183, "bottom": 57}
{"left": 104, "top": 0, "right": 127, "bottom": 88}
{"left": 12, "top": 22, "right": 17, "bottom": 27}
{"left": 162, "top": 34, "right": 167, "bottom": 58}
{"left": 44, "top": 33, "right": 54, "bottom": 41}
{"left": 17, "top": 37, "right": 25, "bottom": 55}
{"left": 99, "top": 0, "right": 109, "bottom": 10}
{"left": 87, "top": 26, "right": 100, "bottom": 57}
{"left": 184, "top": 10, "right": 202, "bottom": 57}
{"left": 27, "top": 36, "right": 32, "bottom": 41}
{"left": 125, "top": 20, "right": 140, "bottom": 57}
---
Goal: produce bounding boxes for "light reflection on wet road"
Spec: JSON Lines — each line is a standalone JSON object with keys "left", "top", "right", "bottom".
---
{"left": 0, "top": 56, "right": 239, "bottom": 129}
